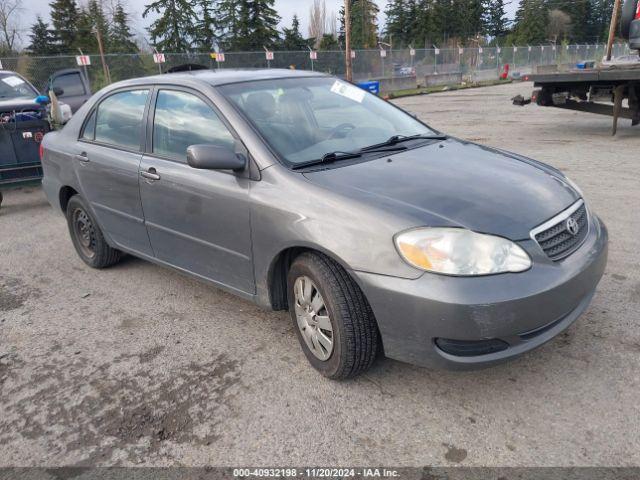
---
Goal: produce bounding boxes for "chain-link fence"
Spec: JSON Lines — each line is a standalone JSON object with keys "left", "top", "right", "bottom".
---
{"left": 0, "top": 43, "right": 631, "bottom": 94}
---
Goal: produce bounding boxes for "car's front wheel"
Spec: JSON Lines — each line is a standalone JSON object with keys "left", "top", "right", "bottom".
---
{"left": 287, "top": 252, "right": 379, "bottom": 379}
{"left": 66, "top": 195, "right": 122, "bottom": 268}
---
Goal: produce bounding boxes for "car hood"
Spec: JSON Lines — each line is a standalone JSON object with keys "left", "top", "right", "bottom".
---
{"left": 0, "top": 98, "right": 42, "bottom": 112}
{"left": 303, "top": 138, "right": 579, "bottom": 240}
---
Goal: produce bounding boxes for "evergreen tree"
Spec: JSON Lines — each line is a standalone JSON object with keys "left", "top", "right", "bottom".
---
{"left": 513, "top": 0, "right": 548, "bottom": 44}
{"left": 143, "top": 0, "right": 198, "bottom": 51}
{"left": 483, "top": 0, "right": 508, "bottom": 39}
{"left": 318, "top": 33, "right": 340, "bottom": 50}
{"left": 221, "top": 0, "right": 280, "bottom": 50}
{"left": 339, "top": 0, "right": 378, "bottom": 49}
{"left": 457, "top": 0, "right": 484, "bottom": 40}
{"left": 217, "top": 0, "right": 239, "bottom": 48}
{"left": 248, "top": 0, "right": 281, "bottom": 49}
{"left": 194, "top": 0, "right": 218, "bottom": 52}
{"left": 408, "top": 0, "right": 436, "bottom": 48}
{"left": 110, "top": 2, "right": 138, "bottom": 53}
{"left": 74, "top": 0, "right": 110, "bottom": 53}
{"left": 385, "top": 0, "right": 410, "bottom": 46}
{"left": 49, "top": 0, "right": 79, "bottom": 53}
{"left": 431, "top": 0, "right": 455, "bottom": 43}
{"left": 352, "top": 0, "right": 379, "bottom": 48}
{"left": 281, "top": 15, "right": 307, "bottom": 49}
{"left": 109, "top": 2, "right": 145, "bottom": 82}
{"left": 571, "top": 0, "right": 592, "bottom": 41}
{"left": 588, "top": 0, "right": 615, "bottom": 42}
{"left": 27, "top": 16, "right": 57, "bottom": 55}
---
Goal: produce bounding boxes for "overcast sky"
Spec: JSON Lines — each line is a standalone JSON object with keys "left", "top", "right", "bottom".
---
{"left": 17, "top": 0, "right": 517, "bottom": 47}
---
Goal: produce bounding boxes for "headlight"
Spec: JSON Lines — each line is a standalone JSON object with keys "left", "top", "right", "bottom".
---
{"left": 394, "top": 228, "right": 531, "bottom": 276}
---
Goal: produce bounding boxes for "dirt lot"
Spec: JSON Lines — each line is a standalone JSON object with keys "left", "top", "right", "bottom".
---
{"left": 0, "top": 81, "right": 638, "bottom": 467}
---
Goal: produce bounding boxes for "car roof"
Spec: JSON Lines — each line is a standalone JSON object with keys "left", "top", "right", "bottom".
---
{"left": 112, "top": 68, "right": 329, "bottom": 89}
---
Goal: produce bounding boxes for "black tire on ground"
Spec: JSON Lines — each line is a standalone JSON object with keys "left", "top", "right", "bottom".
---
{"left": 621, "top": 0, "right": 638, "bottom": 39}
{"left": 535, "top": 88, "right": 554, "bottom": 106}
{"left": 287, "top": 252, "right": 379, "bottom": 379}
{"left": 66, "top": 195, "right": 122, "bottom": 268}
{"left": 0, "top": 191, "right": 3, "bottom": 208}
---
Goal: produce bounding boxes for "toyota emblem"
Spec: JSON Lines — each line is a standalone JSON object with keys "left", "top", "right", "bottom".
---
{"left": 566, "top": 217, "right": 579, "bottom": 236}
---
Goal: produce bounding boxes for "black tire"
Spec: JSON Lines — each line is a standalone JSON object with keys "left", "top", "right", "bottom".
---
{"left": 66, "top": 195, "right": 122, "bottom": 268}
{"left": 621, "top": 0, "right": 638, "bottom": 39}
{"left": 0, "top": 191, "right": 3, "bottom": 208}
{"left": 535, "top": 88, "right": 554, "bottom": 106}
{"left": 287, "top": 252, "right": 379, "bottom": 379}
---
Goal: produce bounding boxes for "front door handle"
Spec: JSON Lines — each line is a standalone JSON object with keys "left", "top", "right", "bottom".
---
{"left": 74, "top": 152, "right": 89, "bottom": 163}
{"left": 140, "top": 167, "right": 160, "bottom": 181}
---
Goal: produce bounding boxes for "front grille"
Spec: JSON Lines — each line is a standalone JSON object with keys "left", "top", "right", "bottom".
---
{"left": 532, "top": 200, "right": 588, "bottom": 261}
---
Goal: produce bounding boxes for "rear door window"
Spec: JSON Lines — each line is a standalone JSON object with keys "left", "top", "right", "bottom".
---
{"left": 51, "top": 72, "right": 86, "bottom": 97}
{"left": 152, "top": 89, "right": 235, "bottom": 161}
{"left": 94, "top": 89, "right": 149, "bottom": 150}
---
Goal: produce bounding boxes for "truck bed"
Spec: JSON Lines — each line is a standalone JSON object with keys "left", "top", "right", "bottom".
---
{"left": 531, "top": 65, "right": 640, "bottom": 85}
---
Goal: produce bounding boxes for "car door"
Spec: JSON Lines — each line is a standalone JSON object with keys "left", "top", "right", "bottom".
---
{"left": 75, "top": 88, "right": 154, "bottom": 257}
{"left": 139, "top": 87, "right": 254, "bottom": 294}
{"left": 48, "top": 69, "right": 91, "bottom": 112}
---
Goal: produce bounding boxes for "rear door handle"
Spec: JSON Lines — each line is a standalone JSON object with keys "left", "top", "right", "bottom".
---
{"left": 74, "top": 152, "right": 89, "bottom": 163}
{"left": 140, "top": 167, "right": 160, "bottom": 181}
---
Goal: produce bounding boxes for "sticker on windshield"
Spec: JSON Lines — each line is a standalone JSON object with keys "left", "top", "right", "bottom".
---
{"left": 330, "top": 80, "right": 365, "bottom": 103}
{"left": 2, "top": 75, "right": 25, "bottom": 87}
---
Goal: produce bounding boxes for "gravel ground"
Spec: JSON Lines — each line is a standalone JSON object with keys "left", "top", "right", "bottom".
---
{"left": 0, "top": 81, "right": 638, "bottom": 467}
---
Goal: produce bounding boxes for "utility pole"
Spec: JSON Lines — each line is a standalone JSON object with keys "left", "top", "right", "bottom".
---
{"left": 606, "top": 0, "right": 622, "bottom": 61}
{"left": 94, "top": 26, "right": 111, "bottom": 84}
{"left": 344, "top": 0, "right": 353, "bottom": 82}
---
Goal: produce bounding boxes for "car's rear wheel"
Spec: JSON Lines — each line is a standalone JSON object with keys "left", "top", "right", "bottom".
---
{"left": 287, "top": 252, "right": 379, "bottom": 379}
{"left": 66, "top": 195, "right": 122, "bottom": 268}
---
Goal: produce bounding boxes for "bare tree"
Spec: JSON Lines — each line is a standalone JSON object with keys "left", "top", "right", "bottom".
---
{"left": 547, "top": 9, "right": 571, "bottom": 43}
{"left": 308, "top": 0, "right": 327, "bottom": 48}
{"left": 0, "top": 0, "right": 22, "bottom": 52}
{"left": 328, "top": 10, "right": 337, "bottom": 37}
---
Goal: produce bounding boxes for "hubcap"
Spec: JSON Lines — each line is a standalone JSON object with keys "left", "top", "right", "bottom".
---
{"left": 72, "top": 208, "right": 96, "bottom": 259}
{"left": 293, "top": 276, "right": 334, "bottom": 361}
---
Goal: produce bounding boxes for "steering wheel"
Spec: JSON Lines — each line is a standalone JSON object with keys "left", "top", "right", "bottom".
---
{"left": 328, "top": 122, "right": 356, "bottom": 139}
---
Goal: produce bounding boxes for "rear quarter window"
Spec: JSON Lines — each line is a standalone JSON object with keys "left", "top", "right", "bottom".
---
{"left": 81, "top": 109, "right": 96, "bottom": 140}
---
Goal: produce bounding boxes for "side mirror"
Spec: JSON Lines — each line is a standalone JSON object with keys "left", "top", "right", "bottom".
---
{"left": 186, "top": 143, "right": 246, "bottom": 171}
{"left": 52, "top": 86, "right": 64, "bottom": 96}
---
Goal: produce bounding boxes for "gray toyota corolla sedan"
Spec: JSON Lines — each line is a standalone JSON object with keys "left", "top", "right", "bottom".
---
{"left": 41, "top": 69, "right": 608, "bottom": 379}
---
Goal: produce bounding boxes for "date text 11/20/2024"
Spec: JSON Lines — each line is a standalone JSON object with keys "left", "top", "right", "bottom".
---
{"left": 232, "top": 468, "right": 399, "bottom": 477}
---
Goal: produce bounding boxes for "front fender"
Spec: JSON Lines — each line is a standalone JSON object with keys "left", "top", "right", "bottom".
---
{"left": 249, "top": 165, "right": 423, "bottom": 309}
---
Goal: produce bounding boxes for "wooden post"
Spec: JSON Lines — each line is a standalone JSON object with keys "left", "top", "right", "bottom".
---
{"left": 606, "top": 0, "right": 622, "bottom": 61}
{"left": 344, "top": 0, "right": 353, "bottom": 82}
{"left": 94, "top": 26, "right": 111, "bottom": 84}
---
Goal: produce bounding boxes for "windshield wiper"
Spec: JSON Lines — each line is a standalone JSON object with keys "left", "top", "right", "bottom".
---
{"left": 291, "top": 150, "right": 362, "bottom": 170}
{"left": 360, "top": 133, "right": 448, "bottom": 152}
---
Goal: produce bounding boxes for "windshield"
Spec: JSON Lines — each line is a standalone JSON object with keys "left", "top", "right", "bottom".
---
{"left": 220, "top": 77, "right": 436, "bottom": 166}
{"left": 0, "top": 73, "right": 38, "bottom": 101}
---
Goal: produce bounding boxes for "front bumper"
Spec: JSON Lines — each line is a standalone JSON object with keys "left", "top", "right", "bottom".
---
{"left": 354, "top": 215, "right": 608, "bottom": 369}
